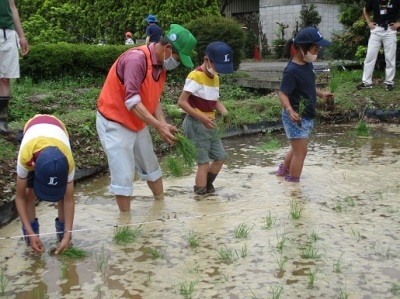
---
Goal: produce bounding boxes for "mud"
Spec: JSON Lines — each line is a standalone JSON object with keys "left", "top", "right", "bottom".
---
{"left": 0, "top": 123, "right": 399, "bottom": 299}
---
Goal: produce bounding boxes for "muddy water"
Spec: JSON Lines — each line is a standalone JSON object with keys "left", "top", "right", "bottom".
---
{"left": 1, "top": 123, "right": 400, "bottom": 299}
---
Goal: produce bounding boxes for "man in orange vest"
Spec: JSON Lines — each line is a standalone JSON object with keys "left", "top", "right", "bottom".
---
{"left": 97, "top": 24, "right": 196, "bottom": 212}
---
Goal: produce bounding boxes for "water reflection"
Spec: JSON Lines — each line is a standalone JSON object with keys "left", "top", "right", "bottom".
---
{"left": 0, "top": 123, "right": 399, "bottom": 298}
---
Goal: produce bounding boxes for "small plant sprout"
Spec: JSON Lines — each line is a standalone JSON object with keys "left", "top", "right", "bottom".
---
{"left": 257, "top": 134, "right": 280, "bottom": 151}
{"left": 289, "top": 199, "right": 304, "bottom": 220}
{"left": 34, "top": 287, "right": 46, "bottom": 299}
{"left": 270, "top": 284, "right": 284, "bottom": 299}
{"left": 276, "top": 233, "right": 287, "bottom": 253}
{"left": 308, "top": 267, "right": 318, "bottom": 288}
{"left": 277, "top": 255, "right": 288, "bottom": 271}
{"left": 344, "top": 196, "right": 355, "bottom": 208}
{"left": 239, "top": 243, "right": 248, "bottom": 258}
{"left": 387, "top": 206, "right": 399, "bottom": 213}
{"left": 350, "top": 228, "right": 362, "bottom": 241}
{"left": 300, "top": 242, "right": 321, "bottom": 259}
{"left": 309, "top": 230, "right": 319, "bottom": 243}
{"left": 145, "top": 246, "right": 167, "bottom": 260}
{"left": 187, "top": 231, "right": 200, "bottom": 248}
{"left": 338, "top": 288, "right": 350, "bottom": 299}
{"left": 355, "top": 119, "right": 369, "bottom": 137}
{"left": 60, "top": 260, "right": 67, "bottom": 280}
{"left": 179, "top": 280, "right": 197, "bottom": 299}
{"left": 234, "top": 223, "right": 254, "bottom": 238}
{"left": 0, "top": 268, "right": 9, "bottom": 295}
{"left": 263, "top": 211, "right": 276, "bottom": 230}
{"left": 333, "top": 255, "right": 343, "bottom": 273}
{"left": 94, "top": 246, "right": 110, "bottom": 279}
{"left": 390, "top": 283, "right": 400, "bottom": 296}
{"left": 334, "top": 201, "right": 342, "bottom": 213}
{"left": 217, "top": 246, "right": 237, "bottom": 263}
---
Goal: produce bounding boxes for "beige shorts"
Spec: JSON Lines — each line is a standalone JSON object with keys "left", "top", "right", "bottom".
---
{"left": 0, "top": 29, "right": 20, "bottom": 79}
{"left": 96, "top": 111, "right": 162, "bottom": 196}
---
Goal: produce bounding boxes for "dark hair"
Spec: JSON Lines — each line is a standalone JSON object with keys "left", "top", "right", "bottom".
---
{"left": 284, "top": 38, "right": 314, "bottom": 58}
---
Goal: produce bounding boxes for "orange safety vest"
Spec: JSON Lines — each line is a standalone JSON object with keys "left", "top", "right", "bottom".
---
{"left": 97, "top": 45, "right": 166, "bottom": 131}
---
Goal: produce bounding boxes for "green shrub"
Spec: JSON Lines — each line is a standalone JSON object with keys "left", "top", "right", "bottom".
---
{"left": 185, "top": 16, "right": 246, "bottom": 71}
{"left": 20, "top": 43, "right": 130, "bottom": 81}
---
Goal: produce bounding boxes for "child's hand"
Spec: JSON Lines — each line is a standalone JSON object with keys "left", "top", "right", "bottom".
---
{"left": 29, "top": 235, "right": 44, "bottom": 253}
{"left": 200, "top": 115, "right": 216, "bottom": 129}
{"left": 55, "top": 233, "right": 71, "bottom": 254}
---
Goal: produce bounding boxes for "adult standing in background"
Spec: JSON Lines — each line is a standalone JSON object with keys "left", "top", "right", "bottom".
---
{"left": 96, "top": 24, "right": 197, "bottom": 212}
{"left": 145, "top": 14, "right": 162, "bottom": 45}
{"left": 0, "top": 0, "right": 29, "bottom": 133}
{"left": 357, "top": 0, "right": 400, "bottom": 91}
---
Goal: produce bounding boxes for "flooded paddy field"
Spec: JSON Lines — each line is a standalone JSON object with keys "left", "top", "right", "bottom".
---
{"left": 0, "top": 123, "right": 399, "bottom": 299}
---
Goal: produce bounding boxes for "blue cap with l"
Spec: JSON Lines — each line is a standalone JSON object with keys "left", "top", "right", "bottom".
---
{"left": 294, "top": 27, "right": 331, "bottom": 47}
{"left": 34, "top": 146, "right": 69, "bottom": 202}
{"left": 205, "top": 41, "right": 234, "bottom": 74}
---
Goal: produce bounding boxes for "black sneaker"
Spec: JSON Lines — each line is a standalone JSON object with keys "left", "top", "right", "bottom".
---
{"left": 385, "top": 84, "right": 393, "bottom": 91}
{"left": 356, "top": 83, "right": 372, "bottom": 90}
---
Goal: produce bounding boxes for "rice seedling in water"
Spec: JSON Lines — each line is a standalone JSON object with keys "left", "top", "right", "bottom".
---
{"left": 145, "top": 246, "right": 167, "bottom": 260}
{"left": 344, "top": 196, "right": 355, "bottom": 207}
{"left": 239, "top": 243, "right": 248, "bottom": 258}
{"left": 0, "top": 269, "right": 8, "bottom": 295}
{"left": 33, "top": 287, "right": 46, "bottom": 299}
{"left": 277, "top": 255, "right": 288, "bottom": 271}
{"left": 94, "top": 246, "right": 110, "bottom": 278}
{"left": 309, "top": 230, "right": 319, "bottom": 243}
{"left": 175, "top": 133, "right": 197, "bottom": 167}
{"left": 187, "top": 231, "right": 200, "bottom": 248}
{"left": 263, "top": 211, "right": 276, "bottom": 230}
{"left": 308, "top": 267, "right": 318, "bottom": 288}
{"left": 289, "top": 199, "right": 304, "bottom": 220}
{"left": 300, "top": 242, "right": 321, "bottom": 259}
{"left": 333, "top": 255, "right": 343, "bottom": 273}
{"left": 217, "top": 246, "right": 237, "bottom": 263}
{"left": 113, "top": 224, "right": 142, "bottom": 245}
{"left": 234, "top": 223, "right": 254, "bottom": 238}
{"left": 355, "top": 120, "right": 369, "bottom": 137}
{"left": 179, "top": 280, "right": 197, "bottom": 299}
{"left": 390, "top": 283, "right": 400, "bottom": 296}
{"left": 387, "top": 206, "right": 399, "bottom": 213}
{"left": 335, "top": 201, "right": 342, "bottom": 213}
{"left": 61, "top": 246, "right": 90, "bottom": 259}
{"left": 338, "top": 288, "right": 349, "bottom": 299}
{"left": 60, "top": 260, "right": 67, "bottom": 280}
{"left": 270, "top": 284, "right": 284, "bottom": 299}
{"left": 276, "top": 233, "right": 287, "bottom": 253}
{"left": 350, "top": 227, "right": 362, "bottom": 241}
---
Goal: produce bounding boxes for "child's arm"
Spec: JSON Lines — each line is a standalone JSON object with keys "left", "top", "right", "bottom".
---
{"left": 55, "top": 182, "right": 74, "bottom": 254}
{"left": 278, "top": 91, "right": 301, "bottom": 122}
{"left": 316, "top": 88, "right": 333, "bottom": 100}
{"left": 178, "top": 90, "right": 216, "bottom": 129}
{"left": 214, "top": 100, "right": 228, "bottom": 116}
{"left": 15, "top": 177, "right": 44, "bottom": 253}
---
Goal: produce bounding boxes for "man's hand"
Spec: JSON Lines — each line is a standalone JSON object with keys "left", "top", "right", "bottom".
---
{"left": 156, "top": 123, "right": 178, "bottom": 144}
{"left": 29, "top": 235, "right": 44, "bottom": 253}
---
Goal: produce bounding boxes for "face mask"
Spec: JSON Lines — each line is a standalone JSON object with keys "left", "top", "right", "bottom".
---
{"left": 302, "top": 50, "right": 317, "bottom": 63}
{"left": 163, "top": 50, "right": 180, "bottom": 71}
{"left": 207, "top": 60, "right": 218, "bottom": 76}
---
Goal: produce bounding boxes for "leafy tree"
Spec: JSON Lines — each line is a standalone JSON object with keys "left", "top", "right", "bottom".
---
{"left": 300, "top": 2, "right": 321, "bottom": 28}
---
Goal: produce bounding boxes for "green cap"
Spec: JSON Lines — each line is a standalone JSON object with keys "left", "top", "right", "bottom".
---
{"left": 165, "top": 24, "right": 197, "bottom": 68}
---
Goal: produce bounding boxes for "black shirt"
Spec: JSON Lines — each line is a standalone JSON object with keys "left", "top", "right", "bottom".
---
{"left": 365, "top": 0, "right": 400, "bottom": 23}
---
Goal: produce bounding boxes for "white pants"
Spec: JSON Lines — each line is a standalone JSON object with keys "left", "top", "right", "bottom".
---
{"left": 362, "top": 26, "right": 397, "bottom": 85}
{"left": 96, "top": 111, "right": 162, "bottom": 196}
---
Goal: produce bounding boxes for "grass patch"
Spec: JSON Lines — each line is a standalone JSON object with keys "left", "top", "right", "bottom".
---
{"left": 187, "top": 231, "right": 200, "bottom": 248}
{"left": 233, "top": 223, "right": 254, "bottom": 238}
{"left": 289, "top": 199, "right": 304, "bottom": 220}
{"left": 257, "top": 135, "right": 280, "bottom": 151}
{"left": 355, "top": 120, "right": 369, "bottom": 137}
{"left": 179, "top": 280, "right": 197, "bottom": 299}
{"left": 145, "top": 246, "right": 167, "bottom": 260}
